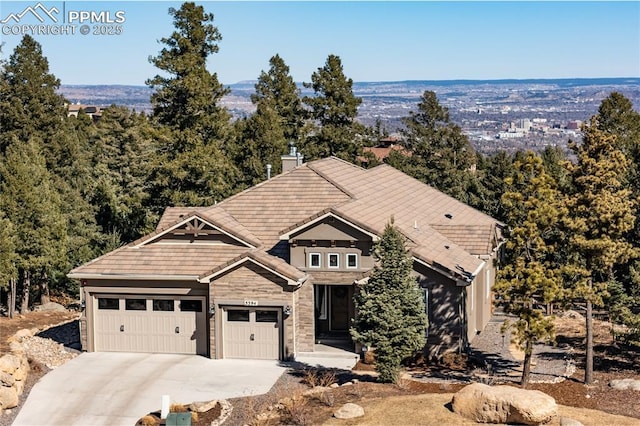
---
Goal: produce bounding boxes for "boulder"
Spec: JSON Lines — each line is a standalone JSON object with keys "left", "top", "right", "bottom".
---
{"left": 9, "top": 341, "right": 24, "bottom": 354}
{"left": 609, "top": 379, "right": 640, "bottom": 391}
{"left": 189, "top": 400, "right": 218, "bottom": 413}
{"left": 302, "top": 386, "right": 329, "bottom": 396}
{"left": 0, "top": 371, "right": 14, "bottom": 387}
{"left": 0, "top": 355, "right": 21, "bottom": 374}
{"left": 9, "top": 329, "right": 33, "bottom": 342}
{"left": 32, "top": 302, "right": 67, "bottom": 312}
{"left": 333, "top": 403, "right": 364, "bottom": 419}
{"left": 451, "top": 383, "right": 557, "bottom": 425}
{"left": 0, "top": 386, "right": 18, "bottom": 410}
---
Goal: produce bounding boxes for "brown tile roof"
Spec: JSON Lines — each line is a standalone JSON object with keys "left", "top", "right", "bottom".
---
{"left": 71, "top": 157, "right": 503, "bottom": 283}
{"left": 69, "top": 244, "right": 249, "bottom": 279}
{"left": 362, "top": 144, "right": 409, "bottom": 162}
{"left": 207, "top": 166, "right": 352, "bottom": 249}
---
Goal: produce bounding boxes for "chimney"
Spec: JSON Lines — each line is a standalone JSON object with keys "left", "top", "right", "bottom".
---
{"left": 281, "top": 141, "right": 304, "bottom": 173}
{"left": 266, "top": 164, "right": 272, "bottom": 180}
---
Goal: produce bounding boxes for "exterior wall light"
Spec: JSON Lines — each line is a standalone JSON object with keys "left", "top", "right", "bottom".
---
{"left": 283, "top": 305, "right": 292, "bottom": 316}
{"left": 208, "top": 306, "right": 215, "bottom": 316}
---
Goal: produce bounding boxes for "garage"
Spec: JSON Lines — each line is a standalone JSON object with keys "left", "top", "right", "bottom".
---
{"left": 222, "top": 307, "right": 281, "bottom": 359}
{"left": 93, "top": 295, "right": 207, "bottom": 355}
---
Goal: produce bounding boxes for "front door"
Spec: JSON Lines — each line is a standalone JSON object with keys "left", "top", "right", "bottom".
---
{"left": 330, "top": 286, "right": 350, "bottom": 331}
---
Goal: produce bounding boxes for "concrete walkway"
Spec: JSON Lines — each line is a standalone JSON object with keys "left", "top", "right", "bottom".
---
{"left": 13, "top": 352, "right": 286, "bottom": 426}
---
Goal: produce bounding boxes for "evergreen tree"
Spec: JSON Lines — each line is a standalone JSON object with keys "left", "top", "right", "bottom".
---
{"left": 0, "top": 35, "right": 66, "bottom": 152}
{"left": 564, "top": 120, "right": 637, "bottom": 384}
{"left": 351, "top": 221, "right": 427, "bottom": 383}
{"left": 475, "top": 150, "right": 515, "bottom": 221}
{"left": 390, "top": 91, "right": 482, "bottom": 206}
{"left": 302, "top": 54, "right": 364, "bottom": 161}
{"left": 145, "top": 2, "right": 240, "bottom": 212}
{"left": 91, "top": 106, "right": 156, "bottom": 243}
{"left": 0, "top": 212, "right": 17, "bottom": 290}
{"left": 146, "top": 2, "right": 230, "bottom": 137}
{"left": 593, "top": 92, "right": 640, "bottom": 343}
{"left": 0, "top": 139, "right": 67, "bottom": 310}
{"left": 234, "top": 104, "right": 287, "bottom": 186}
{"left": 494, "top": 151, "right": 565, "bottom": 386}
{"left": 252, "top": 54, "right": 306, "bottom": 143}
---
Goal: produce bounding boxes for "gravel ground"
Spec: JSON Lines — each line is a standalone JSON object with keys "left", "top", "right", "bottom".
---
{"left": 469, "top": 314, "right": 574, "bottom": 384}
{"left": 0, "top": 319, "right": 81, "bottom": 426}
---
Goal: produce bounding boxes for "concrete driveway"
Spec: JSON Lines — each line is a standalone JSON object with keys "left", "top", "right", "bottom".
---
{"left": 13, "top": 352, "right": 286, "bottom": 426}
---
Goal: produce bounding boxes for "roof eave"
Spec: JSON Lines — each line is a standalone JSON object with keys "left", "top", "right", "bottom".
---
{"left": 67, "top": 272, "right": 201, "bottom": 281}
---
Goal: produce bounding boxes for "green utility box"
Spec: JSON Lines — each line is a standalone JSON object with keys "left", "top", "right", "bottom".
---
{"left": 165, "top": 412, "right": 192, "bottom": 426}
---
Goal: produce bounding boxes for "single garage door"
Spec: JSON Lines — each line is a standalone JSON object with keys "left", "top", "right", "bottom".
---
{"left": 94, "top": 296, "right": 207, "bottom": 355}
{"left": 223, "top": 307, "right": 281, "bottom": 359}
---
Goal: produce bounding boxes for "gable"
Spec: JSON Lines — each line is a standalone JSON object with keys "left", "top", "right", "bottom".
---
{"left": 290, "top": 216, "right": 374, "bottom": 243}
{"left": 137, "top": 215, "right": 256, "bottom": 249}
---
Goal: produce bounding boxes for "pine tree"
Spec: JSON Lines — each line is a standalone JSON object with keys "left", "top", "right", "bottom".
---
{"left": 593, "top": 93, "right": 640, "bottom": 343}
{"left": 390, "top": 91, "right": 482, "bottom": 206}
{"left": 91, "top": 106, "right": 156, "bottom": 243}
{"left": 564, "top": 120, "right": 637, "bottom": 384}
{"left": 494, "top": 151, "right": 565, "bottom": 386}
{"left": 145, "top": 2, "right": 240, "bottom": 212}
{"left": 0, "top": 139, "right": 67, "bottom": 310}
{"left": 351, "top": 221, "right": 427, "bottom": 383}
{"left": 0, "top": 35, "right": 67, "bottom": 152}
{"left": 252, "top": 54, "right": 306, "bottom": 143}
{"left": 302, "top": 54, "right": 365, "bottom": 161}
{"left": 234, "top": 104, "right": 287, "bottom": 186}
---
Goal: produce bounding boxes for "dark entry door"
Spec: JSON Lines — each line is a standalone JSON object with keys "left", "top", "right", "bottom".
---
{"left": 330, "top": 286, "right": 349, "bottom": 331}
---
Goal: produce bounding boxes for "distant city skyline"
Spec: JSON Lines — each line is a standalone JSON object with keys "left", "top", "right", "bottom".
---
{"left": 1, "top": 1, "right": 639, "bottom": 86}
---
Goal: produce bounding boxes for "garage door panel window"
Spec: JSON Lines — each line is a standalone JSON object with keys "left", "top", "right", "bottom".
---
{"left": 256, "top": 310, "right": 278, "bottom": 323}
{"left": 180, "top": 300, "right": 202, "bottom": 312}
{"left": 228, "top": 310, "right": 250, "bottom": 322}
{"left": 153, "top": 299, "right": 174, "bottom": 311}
{"left": 125, "top": 299, "right": 146, "bottom": 310}
{"left": 98, "top": 298, "right": 119, "bottom": 310}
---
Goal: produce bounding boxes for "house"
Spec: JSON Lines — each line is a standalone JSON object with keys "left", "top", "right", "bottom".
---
{"left": 68, "top": 147, "right": 504, "bottom": 360}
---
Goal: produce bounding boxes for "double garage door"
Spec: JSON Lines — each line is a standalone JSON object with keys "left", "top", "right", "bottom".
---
{"left": 94, "top": 295, "right": 207, "bottom": 355}
{"left": 222, "top": 307, "right": 281, "bottom": 360}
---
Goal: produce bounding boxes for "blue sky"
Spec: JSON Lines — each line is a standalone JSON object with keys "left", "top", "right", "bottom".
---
{"left": 1, "top": 1, "right": 639, "bottom": 85}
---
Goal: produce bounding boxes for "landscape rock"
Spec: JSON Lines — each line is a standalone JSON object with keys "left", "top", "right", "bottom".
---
{"left": 10, "top": 329, "right": 33, "bottom": 341}
{"left": 32, "top": 302, "right": 67, "bottom": 312}
{"left": 451, "top": 383, "right": 557, "bottom": 425}
{"left": 560, "top": 417, "right": 584, "bottom": 426}
{"left": 333, "top": 402, "right": 364, "bottom": 419}
{"left": 189, "top": 400, "right": 218, "bottom": 413}
{"left": 0, "top": 372, "right": 15, "bottom": 388}
{"left": 0, "top": 386, "right": 19, "bottom": 410}
{"left": 562, "top": 310, "right": 584, "bottom": 320}
{"left": 329, "top": 383, "right": 340, "bottom": 388}
{"left": 609, "top": 378, "right": 640, "bottom": 391}
{"left": 9, "top": 341, "right": 24, "bottom": 354}
{"left": 0, "top": 355, "right": 21, "bottom": 375}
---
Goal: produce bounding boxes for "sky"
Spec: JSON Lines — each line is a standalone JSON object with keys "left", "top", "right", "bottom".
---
{"left": 0, "top": 1, "right": 639, "bottom": 85}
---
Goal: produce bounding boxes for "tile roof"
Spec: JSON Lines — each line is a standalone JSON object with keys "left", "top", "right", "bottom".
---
{"left": 70, "top": 157, "right": 503, "bottom": 283}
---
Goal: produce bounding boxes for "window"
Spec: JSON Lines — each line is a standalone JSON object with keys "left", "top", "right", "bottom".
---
{"left": 256, "top": 310, "right": 278, "bottom": 323}
{"left": 180, "top": 300, "right": 203, "bottom": 312}
{"left": 98, "top": 298, "right": 119, "bottom": 310}
{"left": 328, "top": 253, "right": 339, "bottom": 268}
{"left": 346, "top": 253, "right": 358, "bottom": 268}
{"left": 153, "top": 299, "right": 174, "bottom": 311}
{"left": 227, "top": 310, "right": 249, "bottom": 322}
{"left": 125, "top": 299, "right": 146, "bottom": 311}
{"left": 309, "top": 253, "right": 321, "bottom": 268}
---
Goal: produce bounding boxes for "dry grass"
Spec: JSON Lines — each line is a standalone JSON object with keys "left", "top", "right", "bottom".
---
{"left": 320, "top": 393, "right": 640, "bottom": 426}
{"left": 301, "top": 368, "right": 338, "bottom": 388}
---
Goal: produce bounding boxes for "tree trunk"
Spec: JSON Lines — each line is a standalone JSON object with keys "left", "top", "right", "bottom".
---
{"left": 20, "top": 270, "right": 30, "bottom": 314}
{"left": 39, "top": 270, "right": 50, "bottom": 305}
{"left": 8, "top": 277, "right": 16, "bottom": 319}
{"left": 521, "top": 339, "right": 533, "bottom": 388}
{"left": 585, "top": 298, "right": 594, "bottom": 384}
